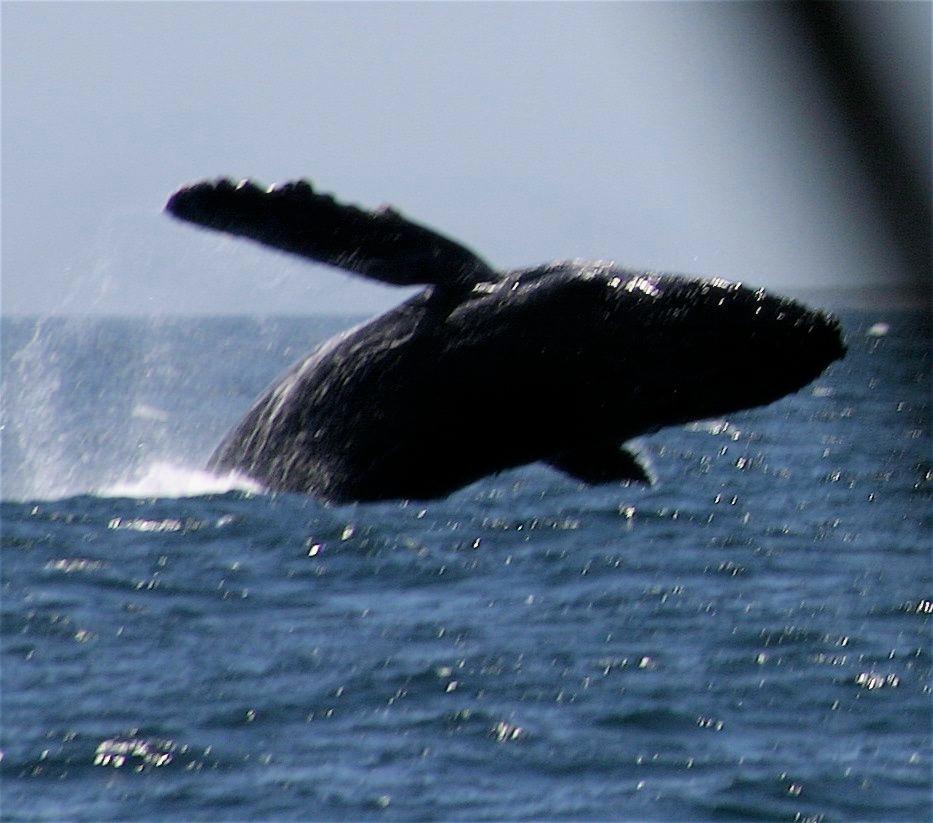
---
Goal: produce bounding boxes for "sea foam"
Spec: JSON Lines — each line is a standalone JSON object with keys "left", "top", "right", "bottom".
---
{"left": 100, "top": 461, "right": 263, "bottom": 499}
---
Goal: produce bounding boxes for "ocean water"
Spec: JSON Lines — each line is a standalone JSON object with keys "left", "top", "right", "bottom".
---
{"left": 1, "top": 311, "right": 929, "bottom": 821}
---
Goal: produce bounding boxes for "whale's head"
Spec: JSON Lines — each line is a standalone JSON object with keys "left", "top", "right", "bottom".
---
{"left": 489, "top": 264, "right": 846, "bottom": 437}
{"left": 459, "top": 264, "right": 845, "bottom": 441}
{"left": 588, "top": 269, "right": 846, "bottom": 430}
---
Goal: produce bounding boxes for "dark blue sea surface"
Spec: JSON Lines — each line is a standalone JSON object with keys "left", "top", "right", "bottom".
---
{"left": 1, "top": 311, "right": 930, "bottom": 821}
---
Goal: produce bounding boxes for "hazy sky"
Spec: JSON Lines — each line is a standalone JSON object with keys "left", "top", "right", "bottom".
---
{"left": 2, "top": 1, "right": 928, "bottom": 315}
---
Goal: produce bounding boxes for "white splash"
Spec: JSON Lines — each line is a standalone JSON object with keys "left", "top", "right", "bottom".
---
{"left": 100, "top": 462, "right": 264, "bottom": 499}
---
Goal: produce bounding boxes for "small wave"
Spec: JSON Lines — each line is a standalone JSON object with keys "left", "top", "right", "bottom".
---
{"left": 595, "top": 707, "right": 695, "bottom": 731}
{"left": 684, "top": 419, "right": 743, "bottom": 439}
{"left": 99, "top": 461, "right": 264, "bottom": 499}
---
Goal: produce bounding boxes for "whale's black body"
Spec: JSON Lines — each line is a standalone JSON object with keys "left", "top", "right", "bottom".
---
{"left": 167, "top": 179, "right": 845, "bottom": 503}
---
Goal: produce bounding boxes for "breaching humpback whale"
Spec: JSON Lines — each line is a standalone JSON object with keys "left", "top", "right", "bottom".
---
{"left": 166, "top": 179, "right": 845, "bottom": 503}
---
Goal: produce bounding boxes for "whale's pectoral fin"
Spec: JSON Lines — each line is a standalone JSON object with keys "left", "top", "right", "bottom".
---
{"left": 166, "top": 178, "right": 497, "bottom": 290}
{"left": 547, "top": 444, "right": 654, "bottom": 486}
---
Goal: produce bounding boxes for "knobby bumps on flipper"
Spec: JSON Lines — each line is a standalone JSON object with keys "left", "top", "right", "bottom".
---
{"left": 165, "top": 178, "right": 497, "bottom": 291}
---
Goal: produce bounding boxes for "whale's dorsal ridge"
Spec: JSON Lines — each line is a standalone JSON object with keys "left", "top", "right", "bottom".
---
{"left": 165, "top": 178, "right": 497, "bottom": 292}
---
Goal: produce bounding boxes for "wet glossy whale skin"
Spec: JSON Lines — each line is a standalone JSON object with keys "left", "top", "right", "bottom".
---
{"left": 167, "top": 179, "right": 845, "bottom": 502}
